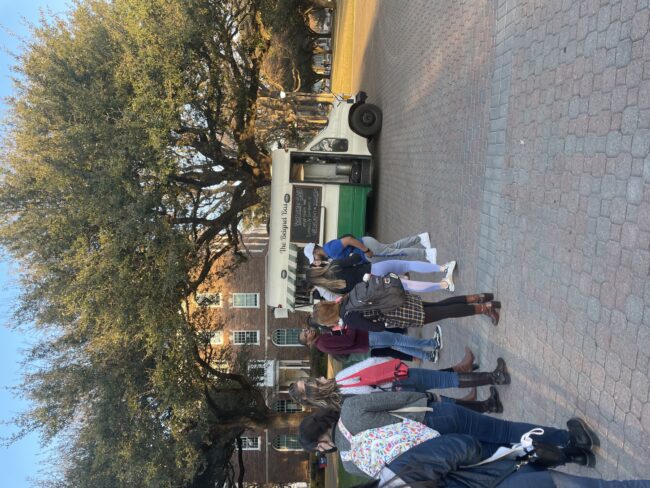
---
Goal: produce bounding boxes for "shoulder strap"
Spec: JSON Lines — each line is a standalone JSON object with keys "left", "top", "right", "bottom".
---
{"left": 337, "top": 419, "right": 354, "bottom": 442}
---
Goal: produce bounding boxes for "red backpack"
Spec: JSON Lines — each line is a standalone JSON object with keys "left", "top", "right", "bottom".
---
{"left": 337, "top": 359, "right": 409, "bottom": 388}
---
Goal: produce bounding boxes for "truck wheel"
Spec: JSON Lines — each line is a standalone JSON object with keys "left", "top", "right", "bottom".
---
{"left": 350, "top": 103, "right": 382, "bottom": 137}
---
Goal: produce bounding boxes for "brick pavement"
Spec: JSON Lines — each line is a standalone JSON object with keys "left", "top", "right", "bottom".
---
{"left": 347, "top": 0, "right": 650, "bottom": 480}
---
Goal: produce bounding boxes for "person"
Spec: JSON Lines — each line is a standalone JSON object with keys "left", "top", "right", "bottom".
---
{"left": 312, "top": 292, "right": 501, "bottom": 330}
{"left": 288, "top": 354, "right": 510, "bottom": 414}
{"left": 354, "top": 443, "right": 650, "bottom": 487}
{"left": 299, "top": 393, "right": 602, "bottom": 480}
{"left": 303, "top": 233, "right": 437, "bottom": 265}
{"left": 299, "top": 325, "right": 444, "bottom": 362}
{"left": 306, "top": 253, "right": 458, "bottom": 294}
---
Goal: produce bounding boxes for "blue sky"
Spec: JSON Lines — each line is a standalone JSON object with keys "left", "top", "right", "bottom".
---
{"left": 0, "top": 1, "right": 71, "bottom": 487}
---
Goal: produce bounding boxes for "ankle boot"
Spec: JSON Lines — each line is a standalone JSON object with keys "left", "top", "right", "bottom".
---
{"left": 449, "top": 346, "right": 475, "bottom": 373}
{"left": 567, "top": 418, "right": 600, "bottom": 450}
{"left": 529, "top": 443, "right": 596, "bottom": 468}
{"left": 454, "top": 386, "right": 503, "bottom": 413}
{"left": 473, "top": 302, "right": 500, "bottom": 326}
{"left": 561, "top": 446, "right": 597, "bottom": 467}
{"left": 465, "top": 293, "right": 494, "bottom": 304}
{"left": 456, "top": 358, "right": 510, "bottom": 387}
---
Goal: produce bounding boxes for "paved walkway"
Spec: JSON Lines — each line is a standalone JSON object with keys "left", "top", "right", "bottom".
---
{"left": 332, "top": 0, "right": 650, "bottom": 480}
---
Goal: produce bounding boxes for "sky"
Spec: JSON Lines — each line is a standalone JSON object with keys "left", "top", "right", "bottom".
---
{"left": 0, "top": 1, "right": 71, "bottom": 486}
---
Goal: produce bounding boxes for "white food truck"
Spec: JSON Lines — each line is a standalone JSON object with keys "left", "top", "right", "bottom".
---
{"left": 267, "top": 92, "right": 382, "bottom": 312}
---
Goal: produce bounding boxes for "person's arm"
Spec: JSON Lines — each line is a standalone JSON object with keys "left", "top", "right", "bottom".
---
{"left": 387, "top": 435, "right": 483, "bottom": 483}
{"left": 316, "top": 328, "right": 363, "bottom": 351}
{"left": 330, "top": 253, "right": 364, "bottom": 268}
{"left": 314, "top": 286, "right": 340, "bottom": 302}
{"left": 350, "top": 390, "right": 428, "bottom": 413}
{"left": 339, "top": 236, "right": 374, "bottom": 258}
{"left": 343, "top": 311, "right": 385, "bottom": 332}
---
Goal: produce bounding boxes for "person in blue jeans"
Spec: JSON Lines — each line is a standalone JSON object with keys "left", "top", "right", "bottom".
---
{"left": 303, "top": 233, "right": 437, "bottom": 265}
{"left": 298, "top": 391, "right": 602, "bottom": 480}
{"left": 288, "top": 355, "right": 510, "bottom": 414}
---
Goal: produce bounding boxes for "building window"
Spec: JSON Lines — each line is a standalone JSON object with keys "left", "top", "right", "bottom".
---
{"left": 273, "top": 399, "right": 303, "bottom": 413}
{"left": 196, "top": 292, "right": 222, "bottom": 307}
{"left": 232, "top": 293, "right": 260, "bottom": 308}
{"left": 209, "top": 360, "right": 230, "bottom": 373}
{"left": 237, "top": 436, "right": 261, "bottom": 450}
{"left": 231, "top": 330, "right": 260, "bottom": 345}
{"left": 210, "top": 330, "right": 224, "bottom": 345}
{"left": 272, "top": 434, "right": 303, "bottom": 451}
{"left": 272, "top": 329, "right": 302, "bottom": 346}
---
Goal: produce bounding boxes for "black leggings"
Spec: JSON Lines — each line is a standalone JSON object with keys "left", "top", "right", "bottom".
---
{"left": 422, "top": 295, "right": 476, "bottom": 323}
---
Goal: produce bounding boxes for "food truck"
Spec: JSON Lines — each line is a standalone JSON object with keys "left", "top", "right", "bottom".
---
{"left": 267, "top": 92, "right": 382, "bottom": 312}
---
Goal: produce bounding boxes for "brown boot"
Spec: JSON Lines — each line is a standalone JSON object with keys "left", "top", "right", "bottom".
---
{"left": 465, "top": 293, "right": 494, "bottom": 304}
{"left": 473, "top": 302, "right": 500, "bottom": 326}
{"left": 454, "top": 387, "right": 503, "bottom": 413}
{"left": 450, "top": 346, "right": 476, "bottom": 373}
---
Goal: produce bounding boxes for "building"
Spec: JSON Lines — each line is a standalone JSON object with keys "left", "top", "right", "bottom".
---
{"left": 193, "top": 228, "right": 311, "bottom": 484}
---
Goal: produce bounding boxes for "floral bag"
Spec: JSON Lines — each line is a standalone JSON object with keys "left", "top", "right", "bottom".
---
{"left": 338, "top": 418, "right": 439, "bottom": 478}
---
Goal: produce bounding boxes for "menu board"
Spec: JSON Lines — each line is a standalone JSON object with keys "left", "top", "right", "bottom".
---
{"left": 291, "top": 185, "right": 322, "bottom": 243}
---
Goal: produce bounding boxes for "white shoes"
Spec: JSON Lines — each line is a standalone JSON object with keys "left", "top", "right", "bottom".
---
{"left": 425, "top": 248, "right": 437, "bottom": 264}
{"left": 441, "top": 276, "right": 455, "bottom": 292}
{"left": 443, "top": 260, "right": 456, "bottom": 279}
{"left": 418, "top": 232, "right": 433, "bottom": 249}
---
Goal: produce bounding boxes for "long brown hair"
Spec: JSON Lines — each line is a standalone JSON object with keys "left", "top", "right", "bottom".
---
{"left": 289, "top": 377, "right": 343, "bottom": 410}
{"left": 305, "top": 262, "right": 347, "bottom": 291}
{"left": 312, "top": 301, "right": 341, "bottom": 326}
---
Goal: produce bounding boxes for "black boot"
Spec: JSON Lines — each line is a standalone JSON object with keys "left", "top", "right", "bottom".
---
{"left": 567, "top": 418, "right": 600, "bottom": 450}
{"left": 529, "top": 442, "right": 596, "bottom": 468}
{"left": 453, "top": 386, "right": 503, "bottom": 413}
{"left": 457, "top": 358, "right": 510, "bottom": 388}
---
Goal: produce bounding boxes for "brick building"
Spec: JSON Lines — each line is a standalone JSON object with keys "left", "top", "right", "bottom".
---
{"left": 193, "top": 228, "right": 311, "bottom": 484}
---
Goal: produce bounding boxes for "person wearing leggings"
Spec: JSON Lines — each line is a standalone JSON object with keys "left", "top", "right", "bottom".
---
{"left": 312, "top": 292, "right": 501, "bottom": 331}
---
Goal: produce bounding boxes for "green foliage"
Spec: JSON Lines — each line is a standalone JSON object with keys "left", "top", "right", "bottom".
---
{"left": 0, "top": 0, "right": 289, "bottom": 486}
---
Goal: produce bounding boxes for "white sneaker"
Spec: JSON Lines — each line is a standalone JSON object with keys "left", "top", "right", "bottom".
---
{"left": 418, "top": 232, "right": 432, "bottom": 249}
{"left": 441, "top": 276, "right": 455, "bottom": 292}
{"left": 425, "top": 248, "right": 437, "bottom": 264}
{"left": 435, "top": 324, "right": 443, "bottom": 350}
{"left": 444, "top": 260, "right": 456, "bottom": 279}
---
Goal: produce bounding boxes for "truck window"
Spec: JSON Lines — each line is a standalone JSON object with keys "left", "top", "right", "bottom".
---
{"left": 310, "top": 138, "right": 348, "bottom": 152}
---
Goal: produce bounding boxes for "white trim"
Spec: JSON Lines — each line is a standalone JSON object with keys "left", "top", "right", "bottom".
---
{"left": 231, "top": 292, "right": 260, "bottom": 308}
{"left": 239, "top": 436, "right": 261, "bottom": 451}
{"left": 272, "top": 434, "right": 303, "bottom": 451}
{"left": 196, "top": 292, "right": 223, "bottom": 308}
{"left": 210, "top": 330, "right": 224, "bottom": 345}
{"left": 271, "top": 328, "right": 302, "bottom": 347}
{"left": 231, "top": 330, "right": 260, "bottom": 345}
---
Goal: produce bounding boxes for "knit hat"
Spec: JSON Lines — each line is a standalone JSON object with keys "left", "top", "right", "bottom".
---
{"left": 303, "top": 243, "right": 316, "bottom": 264}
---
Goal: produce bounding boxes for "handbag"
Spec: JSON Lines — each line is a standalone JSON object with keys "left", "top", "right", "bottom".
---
{"left": 337, "top": 358, "right": 409, "bottom": 388}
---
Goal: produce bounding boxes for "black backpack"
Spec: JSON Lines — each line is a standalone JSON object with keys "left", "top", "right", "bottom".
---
{"left": 344, "top": 273, "right": 406, "bottom": 313}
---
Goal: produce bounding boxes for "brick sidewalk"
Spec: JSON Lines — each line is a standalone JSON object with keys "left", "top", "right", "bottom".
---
{"left": 337, "top": 0, "right": 650, "bottom": 480}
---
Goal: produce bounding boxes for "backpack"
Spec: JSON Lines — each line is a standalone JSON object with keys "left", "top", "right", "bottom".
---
{"left": 337, "top": 358, "right": 409, "bottom": 388}
{"left": 345, "top": 273, "right": 406, "bottom": 313}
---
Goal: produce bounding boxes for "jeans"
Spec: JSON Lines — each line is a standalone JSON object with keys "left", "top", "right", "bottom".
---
{"left": 362, "top": 235, "right": 428, "bottom": 262}
{"left": 368, "top": 331, "right": 438, "bottom": 361}
{"left": 423, "top": 402, "right": 570, "bottom": 458}
{"left": 371, "top": 260, "right": 443, "bottom": 292}
{"left": 497, "top": 467, "right": 650, "bottom": 487}
{"left": 394, "top": 367, "right": 459, "bottom": 391}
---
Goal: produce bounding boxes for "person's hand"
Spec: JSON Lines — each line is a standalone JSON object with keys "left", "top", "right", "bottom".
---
{"left": 363, "top": 248, "right": 374, "bottom": 258}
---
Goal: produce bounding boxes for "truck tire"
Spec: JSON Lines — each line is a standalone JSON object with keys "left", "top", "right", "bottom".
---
{"left": 350, "top": 103, "right": 382, "bottom": 137}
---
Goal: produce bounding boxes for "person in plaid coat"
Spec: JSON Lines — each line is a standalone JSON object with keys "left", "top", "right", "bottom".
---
{"left": 312, "top": 291, "right": 501, "bottom": 331}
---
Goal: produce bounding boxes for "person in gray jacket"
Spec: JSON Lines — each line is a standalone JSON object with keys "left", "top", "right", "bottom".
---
{"left": 299, "top": 391, "right": 598, "bottom": 480}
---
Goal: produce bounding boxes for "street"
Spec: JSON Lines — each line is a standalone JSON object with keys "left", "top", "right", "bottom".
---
{"left": 331, "top": 0, "right": 650, "bottom": 480}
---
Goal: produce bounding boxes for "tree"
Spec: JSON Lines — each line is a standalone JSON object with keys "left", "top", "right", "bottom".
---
{"left": 0, "top": 1, "right": 307, "bottom": 486}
